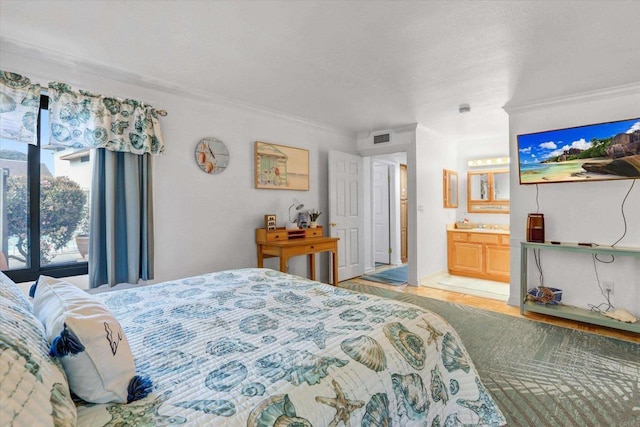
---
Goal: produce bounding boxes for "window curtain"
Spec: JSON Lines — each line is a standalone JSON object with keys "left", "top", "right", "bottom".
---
{"left": 0, "top": 70, "right": 41, "bottom": 144}
{"left": 46, "top": 82, "right": 164, "bottom": 287}
{"left": 89, "top": 149, "right": 154, "bottom": 287}
{"left": 47, "top": 82, "right": 165, "bottom": 154}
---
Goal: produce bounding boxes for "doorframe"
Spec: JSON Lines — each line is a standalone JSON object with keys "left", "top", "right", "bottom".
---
{"left": 365, "top": 156, "right": 404, "bottom": 273}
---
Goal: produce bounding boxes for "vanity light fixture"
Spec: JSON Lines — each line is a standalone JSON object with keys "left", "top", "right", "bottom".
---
{"left": 467, "top": 157, "right": 510, "bottom": 167}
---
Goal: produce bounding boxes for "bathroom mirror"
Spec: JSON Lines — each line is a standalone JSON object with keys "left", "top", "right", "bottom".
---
{"left": 443, "top": 169, "right": 458, "bottom": 208}
{"left": 493, "top": 171, "right": 510, "bottom": 201}
{"left": 467, "top": 169, "right": 509, "bottom": 213}
{"left": 468, "top": 172, "right": 489, "bottom": 201}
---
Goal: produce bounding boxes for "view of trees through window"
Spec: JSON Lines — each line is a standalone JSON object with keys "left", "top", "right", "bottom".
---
{"left": 1, "top": 105, "right": 92, "bottom": 273}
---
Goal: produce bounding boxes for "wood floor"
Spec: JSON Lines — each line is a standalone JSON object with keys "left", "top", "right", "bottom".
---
{"left": 341, "top": 276, "right": 640, "bottom": 344}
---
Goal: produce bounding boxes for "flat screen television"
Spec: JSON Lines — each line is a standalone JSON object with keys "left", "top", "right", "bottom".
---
{"left": 517, "top": 117, "right": 640, "bottom": 184}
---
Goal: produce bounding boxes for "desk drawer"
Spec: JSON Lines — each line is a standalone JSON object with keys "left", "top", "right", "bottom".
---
{"left": 266, "top": 231, "right": 288, "bottom": 241}
{"left": 305, "top": 228, "right": 323, "bottom": 238}
{"left": 288, "top": 241, "right": 336, "bottom": 255}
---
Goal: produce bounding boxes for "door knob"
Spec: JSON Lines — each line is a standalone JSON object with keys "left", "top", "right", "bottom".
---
{"left": 329, "top": 222, "right": 338, "bottom": 227}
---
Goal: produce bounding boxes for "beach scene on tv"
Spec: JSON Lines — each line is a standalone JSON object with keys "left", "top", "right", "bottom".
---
{"left": 517, "top": 118, "right": 640, "bottom": 184}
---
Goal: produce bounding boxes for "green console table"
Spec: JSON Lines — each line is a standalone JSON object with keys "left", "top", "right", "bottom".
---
{"left": 520, "top": 241, "right": 640, "bottom": 334}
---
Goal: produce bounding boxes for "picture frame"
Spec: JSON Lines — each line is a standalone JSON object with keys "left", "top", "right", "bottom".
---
{"left": 264, "top": 214, "right": 277, "bottom": 230}
{"left": 297, "top": 211, "right": 310, "bottom": 229}
{"left": 254, "top": 141, "right": 309, "bottom": 190}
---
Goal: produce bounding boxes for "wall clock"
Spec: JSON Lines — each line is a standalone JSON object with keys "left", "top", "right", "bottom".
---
{"left": 195, "top": 137, "right": 229, "bottom": 174}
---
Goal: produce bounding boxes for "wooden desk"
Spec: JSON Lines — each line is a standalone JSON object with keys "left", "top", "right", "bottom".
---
{"left": 256, "top": 227, "right": 339, "bottom": 285}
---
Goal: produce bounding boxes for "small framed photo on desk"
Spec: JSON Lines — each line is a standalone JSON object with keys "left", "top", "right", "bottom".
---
{"left": 264, "top": 214, "right": 277, "bottom": 230}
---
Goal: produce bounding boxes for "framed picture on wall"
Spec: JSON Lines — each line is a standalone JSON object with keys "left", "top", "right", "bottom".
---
{"left": 254, "top": 141, "right": 309, "bottom": 190}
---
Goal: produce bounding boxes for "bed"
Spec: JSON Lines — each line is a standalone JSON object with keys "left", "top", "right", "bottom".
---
{"left": 1, "top": 268, "right": 505, "bottom": 426}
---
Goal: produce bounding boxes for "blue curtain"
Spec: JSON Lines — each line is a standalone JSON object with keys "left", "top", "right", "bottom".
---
{"left": 89, "top": 148, "right": 154, "bottom": 288}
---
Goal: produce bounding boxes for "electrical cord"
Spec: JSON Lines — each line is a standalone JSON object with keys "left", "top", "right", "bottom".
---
{"left": 535, "top": 184, "right": 540, "bottom": 213}
{"left": 586, "top": 177, "right": 636, "bottom": 313}
{"left": 588, "top": 254, "right": 615, "bottom": 314}
{"left": 611, "top": 179, "right": 635, "bottom": 247}
{"left": 533, "top": 248, "right": 544, "bottom": 286}
{"left": 592, "top": 180, "right": 635, "bottom": 264}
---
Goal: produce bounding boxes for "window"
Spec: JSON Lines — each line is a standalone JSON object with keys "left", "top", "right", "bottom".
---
{"left": 1, "top": 95, "right": 91, "bottom": 282}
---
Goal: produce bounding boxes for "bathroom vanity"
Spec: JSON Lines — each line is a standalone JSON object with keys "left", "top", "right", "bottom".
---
{"left": 447, "top": 224, "right": 510, "bottom": 282}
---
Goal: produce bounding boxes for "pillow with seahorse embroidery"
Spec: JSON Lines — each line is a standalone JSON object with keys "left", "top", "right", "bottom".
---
{"left": 32, "top": 275, "right": 152, "bottom": 404}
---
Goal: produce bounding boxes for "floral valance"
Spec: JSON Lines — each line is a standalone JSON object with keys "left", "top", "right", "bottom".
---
{"left": 47, "top": 82, "right": 165, "bottom": 155}
{"left": 0, "top": 71, "right": 41, "bottom": 145}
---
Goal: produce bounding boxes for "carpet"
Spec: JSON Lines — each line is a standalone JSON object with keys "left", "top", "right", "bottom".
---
{"left": 360, "top": 265, "right": 407, "bottom": 285}
{"left": 340, "top": 282, "right": 640, "bottom": 427}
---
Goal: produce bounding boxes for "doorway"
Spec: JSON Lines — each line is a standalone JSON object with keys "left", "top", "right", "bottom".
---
{"left": 370, "top": 153, "right": 407, "bottom": 271}
{"left": 400, "top": 164, "right": 407, "bottom": 263}
{"left": 372, "top": 162, "right": 390, "bottom": 265}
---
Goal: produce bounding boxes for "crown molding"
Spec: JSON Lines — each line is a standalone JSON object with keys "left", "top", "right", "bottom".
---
{"left": 415, "top": 122, "right": 444, "bottom": 137}
{"left": 0, "top": 36, "right": 356, "bottom": 138}
{"left": 503, "top": 82, "right": 640, "bottom": 114}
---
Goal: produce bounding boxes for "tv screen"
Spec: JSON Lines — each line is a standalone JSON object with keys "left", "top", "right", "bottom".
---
{"left": 517, "top": 117, "right": 640, "bottom": 184}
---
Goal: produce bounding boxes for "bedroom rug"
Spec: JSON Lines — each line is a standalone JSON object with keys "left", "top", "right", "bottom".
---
{"left": 339, "top": 282, "right": 640, "bottom": 427}
{"left": 360, "top": 265, "right": 408, "bottom": 285}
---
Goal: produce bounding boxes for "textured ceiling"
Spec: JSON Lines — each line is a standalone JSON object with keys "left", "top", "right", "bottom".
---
{"left": 1, "top": 1, "right": 639, "bottom": 141}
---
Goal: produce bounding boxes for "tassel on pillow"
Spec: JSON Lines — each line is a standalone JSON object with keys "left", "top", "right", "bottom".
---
{"left": 29, "top": 278, "right": 39, "bottom": 298}
{"left": 49, "top": 324, "right": 85, "bottom": 357}
{"left": 127, "top": 375, "right": 154, "bottom": 403}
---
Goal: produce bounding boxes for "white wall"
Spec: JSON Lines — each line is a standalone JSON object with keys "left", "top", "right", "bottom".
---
{"left": 507, "top": 86, "right": 640, "bottom": 315}
{"left": 2, "top": 48, "right": 357, "bottom": 285}
{"left": 456, "top": 135, "right": 510, "bottom": 225}
{"left": 414, "top": 125, "right": 458, "bottom": 281}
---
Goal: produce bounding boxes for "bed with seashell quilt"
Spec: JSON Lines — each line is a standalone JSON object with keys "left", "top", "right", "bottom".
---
{"left": 1, "top": 267, "right": 506, "bottom": 426}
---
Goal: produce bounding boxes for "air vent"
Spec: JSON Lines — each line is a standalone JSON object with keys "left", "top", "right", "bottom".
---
{"left": 373, "top": 133, "right": 391, "bottom": 144}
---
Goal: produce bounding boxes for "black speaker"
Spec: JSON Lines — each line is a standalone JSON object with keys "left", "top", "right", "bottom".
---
{"left": 527, "top": 213, "right": 545, "bottom": 243}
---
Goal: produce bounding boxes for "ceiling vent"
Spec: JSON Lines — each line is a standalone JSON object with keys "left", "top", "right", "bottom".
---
{"left": 373, "top": 132, "right": 391, "bottom": 144}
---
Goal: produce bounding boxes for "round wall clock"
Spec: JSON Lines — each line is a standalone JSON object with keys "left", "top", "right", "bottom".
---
{"left": 195, "top": 137, "right": 229, "bottom": 174}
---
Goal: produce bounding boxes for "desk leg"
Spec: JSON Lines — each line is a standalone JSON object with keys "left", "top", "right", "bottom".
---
{"left": 279, "top": 255, "right": 287, "bottom": 274}
{"left": 309, "top": 253, "right": 316, "bottom": 281}
{"left": 332, "top": 250, "right": 338, "bottom": 286}
{"left": 257, "top": 245, "right": 264, "bottom": 268}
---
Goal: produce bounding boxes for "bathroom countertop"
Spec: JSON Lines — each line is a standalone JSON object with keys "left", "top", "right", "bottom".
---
{"left": 447, "top": 224, "right": 510, "bottom": 235}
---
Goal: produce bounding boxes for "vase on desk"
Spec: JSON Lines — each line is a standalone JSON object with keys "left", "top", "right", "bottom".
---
{"left": 309, "top": 221, "right": 317, "bottom": 228}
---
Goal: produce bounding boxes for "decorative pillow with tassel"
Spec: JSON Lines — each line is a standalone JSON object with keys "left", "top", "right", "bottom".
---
{"left": 32, "top": 275, "right": 152, "bottom": 404}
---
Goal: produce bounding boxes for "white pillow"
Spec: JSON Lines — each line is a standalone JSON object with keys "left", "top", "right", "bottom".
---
{"left": 32, "top": 275, "right": 152, "bottom": 404}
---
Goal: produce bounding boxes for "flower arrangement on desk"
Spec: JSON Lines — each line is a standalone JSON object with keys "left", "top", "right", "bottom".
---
{"left": 308, "top": 209, "right": 322, "bottom": 228}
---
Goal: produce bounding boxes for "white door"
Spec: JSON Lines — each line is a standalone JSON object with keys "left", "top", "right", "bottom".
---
{"left": 328, "top": 150, "right": 364, "bottom": 282}
{"left": 373, "top": 162, "right": 390, "bottom": 264}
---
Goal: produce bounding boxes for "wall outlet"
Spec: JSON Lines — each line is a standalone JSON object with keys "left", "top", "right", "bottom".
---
{"left": 603, "top": 281, "right": 615, "bottom": 295}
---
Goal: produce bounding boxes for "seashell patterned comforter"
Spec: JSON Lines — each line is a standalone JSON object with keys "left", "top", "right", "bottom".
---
{"left": 77, "top": 268, "right": 506, "bottom": 426}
